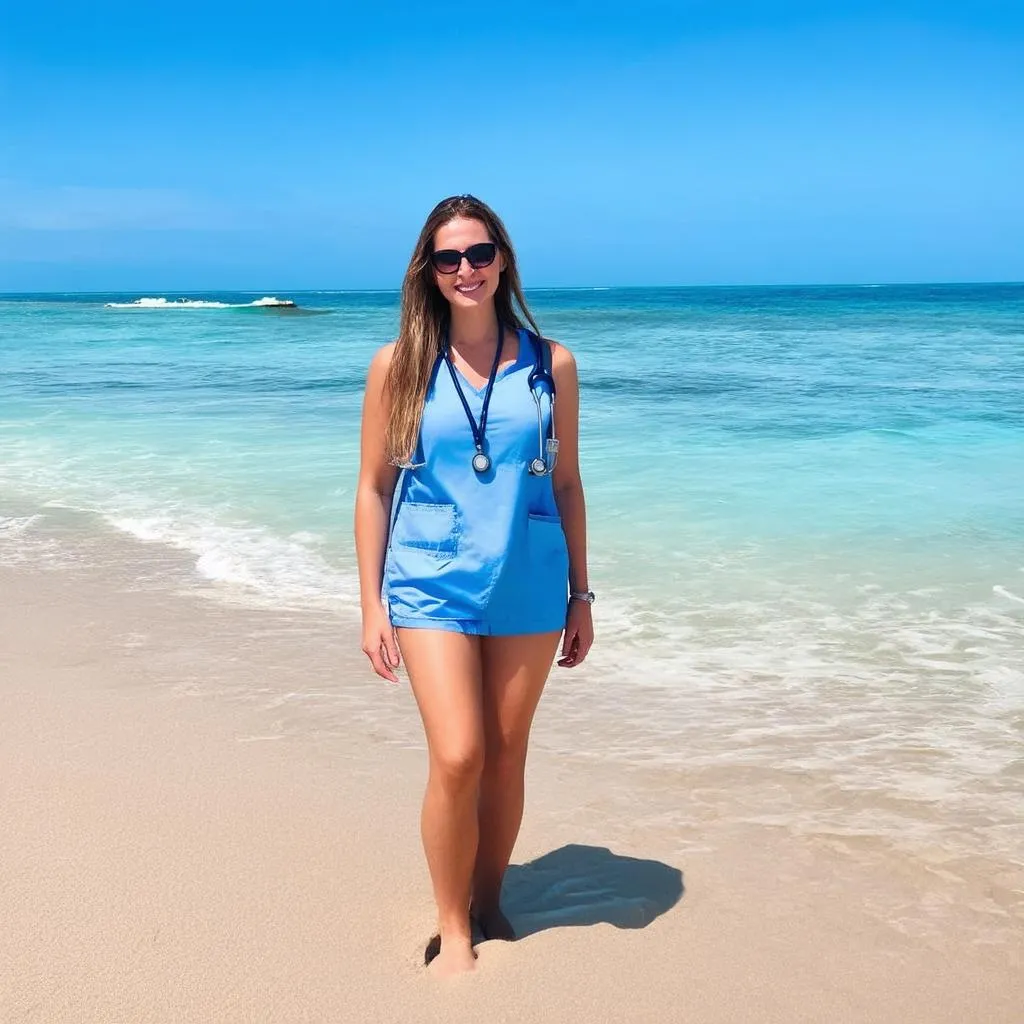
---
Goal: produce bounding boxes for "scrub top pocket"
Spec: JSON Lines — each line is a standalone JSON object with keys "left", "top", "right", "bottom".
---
{"left": 524, "top": 513, "right": 570, "bottom": 618}
{"left": 527, "top": 514, "right": 569, "bottom": 570}
{"left": 391, "top": 501, "right": 459, "bottom": 560}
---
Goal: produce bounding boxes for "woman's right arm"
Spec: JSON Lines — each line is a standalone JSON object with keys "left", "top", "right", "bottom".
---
{"left": 354, "top": 343, "right": 401, "bottom": 682}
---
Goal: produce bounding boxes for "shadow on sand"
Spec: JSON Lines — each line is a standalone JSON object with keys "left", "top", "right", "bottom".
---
{"left": 502, "top": 843, "right": 684, "bottom": 939}
{"left": 424, "top": 844, "right": 683, "bottom": 964}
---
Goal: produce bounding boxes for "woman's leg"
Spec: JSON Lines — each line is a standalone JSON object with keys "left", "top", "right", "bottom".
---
{"left": 397, "top": 627, "right": 484, "bottom": 977}
{"left": 473, "top": 630, "right": 562, "bottom": 938}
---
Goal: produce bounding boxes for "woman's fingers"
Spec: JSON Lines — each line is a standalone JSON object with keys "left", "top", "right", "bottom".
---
{"left": 574, "top": 616, "right": 594, "bottom": 664}
{"left": 557, "top": 630, "right": 580, "bottom": 667}
{"left": 364, "top": 628, "right": 400, "bottom": 682}
{"left": 371, "top": 642, "right": 400, "bottom": 683}
{"left": 561, "top": 627, "right": 575, "bottom": 661}
{"left": 383, "top": 629, "right": 401, "bottom": 670}
{"left": 575, "top": 630, "right": 593, "bottom": 665}
{"left": 361, "top": 603, "right": 400, "bottom": 683}
{"left": 558, "top": 625, "right": 594, "bottom": 667}
{"left": 559, "top": 603, "right": 595, "bottom": 668}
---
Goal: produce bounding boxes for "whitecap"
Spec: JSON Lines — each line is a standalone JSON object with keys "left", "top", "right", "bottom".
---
{"left": 104, "top": 296, "right": 295, "bottom": 309}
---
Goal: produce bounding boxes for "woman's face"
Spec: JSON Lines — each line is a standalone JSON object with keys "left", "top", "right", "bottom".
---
{"left": 431, "top": 216, "right": 505, "bottom": 311}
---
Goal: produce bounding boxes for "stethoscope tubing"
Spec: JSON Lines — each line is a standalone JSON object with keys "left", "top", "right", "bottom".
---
{"left": 399, "top": 333, "right": 558, "bottom": 476}
{"left": 528, "top": 362, "right": 558, "bottom": 477}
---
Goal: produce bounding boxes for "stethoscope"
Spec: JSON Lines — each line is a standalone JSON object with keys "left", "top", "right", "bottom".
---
{"left": 526, "top": 339, "right": 559, "bottom": 477}
{"left": 442, "top": 323, "right": 558, "bottom": 477}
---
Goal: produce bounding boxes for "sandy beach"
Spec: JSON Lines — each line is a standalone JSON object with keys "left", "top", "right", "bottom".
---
{"left": 1, "top": 523, "right": 1021, "bottom": 1023}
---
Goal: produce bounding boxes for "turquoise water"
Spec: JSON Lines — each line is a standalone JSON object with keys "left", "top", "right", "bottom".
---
{"left": 2, "top": 285, "right": 1023, "bottom": 856}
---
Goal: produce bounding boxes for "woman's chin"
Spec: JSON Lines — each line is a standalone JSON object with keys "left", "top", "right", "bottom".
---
{"left": 449, "top": 292, "right": 491, "bottom": 309}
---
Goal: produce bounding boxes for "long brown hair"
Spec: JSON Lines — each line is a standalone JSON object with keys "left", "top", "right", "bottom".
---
{"left": 384, "top": 194, "right": 541, "bottom": 466}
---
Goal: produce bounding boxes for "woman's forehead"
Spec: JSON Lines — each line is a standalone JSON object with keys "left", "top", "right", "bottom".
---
{"left": 434, "top": 216, "right": 491, "bottom": 248}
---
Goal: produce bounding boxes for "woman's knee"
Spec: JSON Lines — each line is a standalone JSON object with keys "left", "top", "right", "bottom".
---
{"left": 429, "top": 741, "right": 485, "bottom": 789}
{"left": 482, "top": 732, "right": 529, "bottom": 780}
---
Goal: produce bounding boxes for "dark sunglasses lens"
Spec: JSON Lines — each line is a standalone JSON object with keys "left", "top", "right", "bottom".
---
{"left": 431, "top": 250, "right": 461, "bottom": 274}
{"left": 466, "top": 243, "right": 497, "bottom": 269}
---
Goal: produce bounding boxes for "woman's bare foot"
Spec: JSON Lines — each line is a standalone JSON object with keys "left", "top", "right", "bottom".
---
{"left": 472, "top": 905, "right": 516, "bottom": 942}
{"left": 427, "top": 933, "right": 477, "bottom": 978}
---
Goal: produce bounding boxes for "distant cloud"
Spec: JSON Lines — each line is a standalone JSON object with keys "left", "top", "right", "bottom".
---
{"left": 0, "top": 181, "right": 239, "bottom": 231}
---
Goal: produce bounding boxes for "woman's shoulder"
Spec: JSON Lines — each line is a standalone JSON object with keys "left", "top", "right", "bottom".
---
{"left": 368, "top": 340, "right": 398, "bottom": 372}
{"left": 527, "top": 334, "right": 578, "bottom": 393}
{"left": 539, "top": 336, "right": 576, "bottom": 373}
{"left": 364, "top": 341, "right": 399, "bottom": 396}
{"left": 376, "top": 339, "right": 399, "bottom": 361}
{"left": 520, "top": 325, "right": 574, "bottom": 367}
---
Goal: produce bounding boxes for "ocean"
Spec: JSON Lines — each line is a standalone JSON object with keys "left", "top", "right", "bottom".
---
{"left": 2, "top": 284, "right": 1022, "bottom": 864}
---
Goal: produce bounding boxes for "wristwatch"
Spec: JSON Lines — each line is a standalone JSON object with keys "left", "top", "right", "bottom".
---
{"left": 570, "top": 590, "right": 596, "bottom": 605}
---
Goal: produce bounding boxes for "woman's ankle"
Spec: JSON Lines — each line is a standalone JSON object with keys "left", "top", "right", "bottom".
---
{"left": 437, "top": 912, "right": 473, "bottom": 942}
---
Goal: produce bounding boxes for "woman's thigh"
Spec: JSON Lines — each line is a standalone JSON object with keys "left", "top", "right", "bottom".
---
{"left": 480, "top": 631, "right": 562, "bottom": 751}
{"left": 397, "top": 628, "right": 485, "bottom": 762}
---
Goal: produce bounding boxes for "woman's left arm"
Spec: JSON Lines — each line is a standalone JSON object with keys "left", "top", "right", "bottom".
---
{"left": 550, "top": 341, "right": 594, "bottom": 668}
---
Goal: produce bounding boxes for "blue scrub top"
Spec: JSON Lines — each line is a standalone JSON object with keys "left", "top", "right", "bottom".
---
{"left": 384, "top": 327, "right": 569, "bottom": 636}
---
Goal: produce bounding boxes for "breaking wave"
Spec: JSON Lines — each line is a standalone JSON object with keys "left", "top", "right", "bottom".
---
{"left": 104, "top": 296, "right": 295, "bottom": 309}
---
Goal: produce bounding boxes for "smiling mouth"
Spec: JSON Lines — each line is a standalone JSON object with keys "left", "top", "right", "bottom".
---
{"left": 455, "top": 282, "right": 483, "bottom": 294}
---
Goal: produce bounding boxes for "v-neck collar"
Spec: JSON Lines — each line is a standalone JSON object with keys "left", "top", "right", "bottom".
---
{"left": 448, "top": 327, "right": 524, "bottom": 397}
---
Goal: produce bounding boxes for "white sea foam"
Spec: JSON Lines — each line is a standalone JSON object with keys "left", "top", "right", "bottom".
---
{"left": 0, "top": 513, "right": 42, "bottom": 536}
{"left": 104, "top": 296, "right": 294, "bottom": 309}
{"left": 108, "top": 512, "right": 359, "bottom": 610}
{"left": 0, "top": 513, "right": 62, "bottom": 566}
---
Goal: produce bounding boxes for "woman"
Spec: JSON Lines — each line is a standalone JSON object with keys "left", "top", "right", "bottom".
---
{"left": 354, "top": 194, "right": 594, "bottom": 978}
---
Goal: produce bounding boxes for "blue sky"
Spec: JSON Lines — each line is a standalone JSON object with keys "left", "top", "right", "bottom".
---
{"left": 2, "top": 2, "right": 1022, "bottom": 290}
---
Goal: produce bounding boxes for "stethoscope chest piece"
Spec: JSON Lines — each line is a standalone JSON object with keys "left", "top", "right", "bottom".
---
{"left": 528, "top": 456, "right": 548, "bottom": 476}
{"left": 472, "top": 451, "right": 492, "bottom": 473}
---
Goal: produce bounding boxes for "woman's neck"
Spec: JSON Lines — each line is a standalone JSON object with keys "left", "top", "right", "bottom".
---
{"left": 448, "top": 304, "right": 500, "bottom": 353}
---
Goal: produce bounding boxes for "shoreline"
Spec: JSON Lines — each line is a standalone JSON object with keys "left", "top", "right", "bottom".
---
{"left": 4, "top": 499, "right": 1023, "bottom": 864}
{"left": 1, "top": 524, "right": 1021, "bottom": 1021}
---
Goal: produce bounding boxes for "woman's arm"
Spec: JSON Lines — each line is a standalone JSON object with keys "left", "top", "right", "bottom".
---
{"left": 354, "top": 343, "right": 402, "bottom": 681}
{"left": 550, "top": 341, "right": 594, "bottom": 668}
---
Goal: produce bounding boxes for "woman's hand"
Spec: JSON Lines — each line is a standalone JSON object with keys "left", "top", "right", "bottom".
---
{"left": 558, "top": 599, "right": 594, "bottom": 668}
{"left": 361, "top": 603, "right": 401, "bottom": 683}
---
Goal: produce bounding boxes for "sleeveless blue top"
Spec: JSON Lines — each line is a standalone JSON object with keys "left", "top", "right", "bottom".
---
{"left": 384, "top": 327, "right": 569, "bottom": 636}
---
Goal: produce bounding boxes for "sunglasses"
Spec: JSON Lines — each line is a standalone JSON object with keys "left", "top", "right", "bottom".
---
{"left": 430, "top": 242, "right": 498, "bottom": 275}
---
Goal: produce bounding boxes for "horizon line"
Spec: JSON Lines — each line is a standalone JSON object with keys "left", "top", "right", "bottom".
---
{"left": 2, "top": 279, "right": 1023, "bottom": 297}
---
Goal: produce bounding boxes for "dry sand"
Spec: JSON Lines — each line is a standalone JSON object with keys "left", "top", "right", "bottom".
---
{"left": 1, "top": 534, "right": 1021, "bottom": 1023}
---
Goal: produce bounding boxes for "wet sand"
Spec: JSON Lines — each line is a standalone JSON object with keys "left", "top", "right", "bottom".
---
{"left": 1, "top": 531, "right": 1021, "bottom": 1023}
